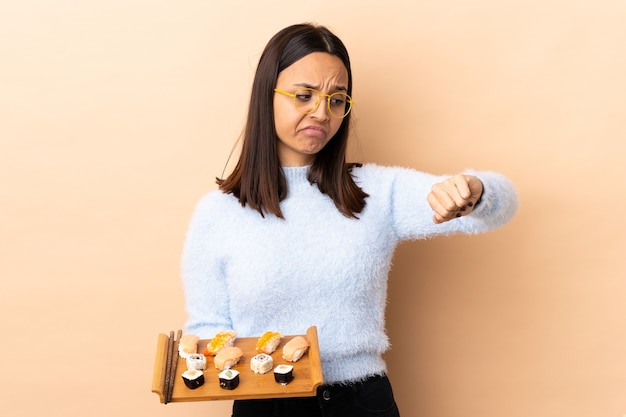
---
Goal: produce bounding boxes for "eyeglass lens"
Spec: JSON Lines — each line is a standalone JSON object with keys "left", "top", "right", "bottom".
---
{"left": 293, "top": 89, "right": 351, "bottom": 118}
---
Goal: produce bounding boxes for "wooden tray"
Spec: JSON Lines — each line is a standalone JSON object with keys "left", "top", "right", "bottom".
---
{"left": 152, "top": 326, "right": 323, "bottom": 403}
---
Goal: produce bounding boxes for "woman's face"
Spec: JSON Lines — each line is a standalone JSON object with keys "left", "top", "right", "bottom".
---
{"left": 273, "top": 52, "right": 349, "bottom": 166}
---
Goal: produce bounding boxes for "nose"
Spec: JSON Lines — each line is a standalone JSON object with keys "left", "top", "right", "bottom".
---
{"left": 309, "top": 96, "right": 331, "bottom": 121}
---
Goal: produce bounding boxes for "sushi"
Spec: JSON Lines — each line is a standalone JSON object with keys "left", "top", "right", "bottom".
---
{"left": 181, "top": 369, "right": 205, "bottom": 389}
{"left": 214, "top": 346, "right": 244, "bottom": 370}
{"left": 250, "top": 353, "right": 273, "bottom": 374}
{"left": 178, "top": 334, "right": 199, "bottom": 359}
{"left": 281, "top": 336, "right": 310, "bottom": 362}
{"left": 255, "top": 331, "right": 283, "bottom": 354}
{"left": 204, "top": 330, "right": 237, "bottom": 356}
{"left": 273, "top": 364, "right": 294, "bottom": 385}
{"left": 186, "top": 353, "right": 207, "bottom": 371}
{"left": 218, "top": 369, "right": 240, "bottom": 390}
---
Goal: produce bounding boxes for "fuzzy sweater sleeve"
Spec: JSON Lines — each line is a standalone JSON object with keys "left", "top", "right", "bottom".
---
{"left": 181, "top": 193, "right": 233, "bottom": 338}
{"left": 357, "top": 164, "right": 518, "bottom": 240}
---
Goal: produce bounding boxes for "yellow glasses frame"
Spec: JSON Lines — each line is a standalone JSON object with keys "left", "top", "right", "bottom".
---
{"left": 274, "top": 88, "right": 354, "bottom": 118}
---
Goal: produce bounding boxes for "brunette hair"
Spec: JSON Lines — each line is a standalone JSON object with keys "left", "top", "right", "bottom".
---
{"left": 217, "top": 23, "right": 368, "bottom": 219}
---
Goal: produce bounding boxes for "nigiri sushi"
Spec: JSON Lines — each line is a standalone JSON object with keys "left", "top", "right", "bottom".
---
{"left": 214, "top": 346, "right": 243, "bottom": 370}
{"left": 178, "top": 334, "right": 199, "bottom": 359}
{"left": 204, "top": 330, "right": 237, "bottom": 356}
{"left": 255, "top": 331, "right": 283, "bottom": 354}
{"left": 281, "top": 336, "right": 310, "bottom": 362}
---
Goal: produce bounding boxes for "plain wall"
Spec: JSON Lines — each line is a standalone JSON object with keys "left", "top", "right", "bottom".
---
{"left": 1, "top": 1, "right": 624, "bottom": 416}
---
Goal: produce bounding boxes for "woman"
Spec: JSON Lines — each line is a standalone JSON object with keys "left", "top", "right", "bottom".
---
{"left": 182, "top": 23, "right": 518, "bottom": 417}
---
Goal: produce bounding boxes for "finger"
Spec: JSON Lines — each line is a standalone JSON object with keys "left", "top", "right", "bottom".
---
{"left": 434, "top": 178, "right": 473, "bottom": 211}
{"left": 466, "top": 176, "right": 484, "bottom": 204}
{"left": 432, "top": 213, "right": 446, "bottom": 224}
{"left": 452, "top": 174, "right": 472, "bottom": 201}
{"left": 427, "top": 191, "right": 445, "bottom": 224}
{"left": 431, "top": 208, "right": 462, "bottom": 224}
{"left": 438, "top": 176, "right": 471, "bottom": 210}
{"left": 427, "top": 190, "right": 460, "bottom": 223}
{"left": 428, "top": 175, "right": 483, "bottom": 224}
{"left": 444, "top": 176, "right": 481, "bottom": 212}
{"left": 429, "top": 184, "right": 458, "bottom": 216}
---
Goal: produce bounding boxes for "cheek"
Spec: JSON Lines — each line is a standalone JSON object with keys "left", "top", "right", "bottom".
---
{"left": 274, "top": 101, "right": 302, "bottom": 133}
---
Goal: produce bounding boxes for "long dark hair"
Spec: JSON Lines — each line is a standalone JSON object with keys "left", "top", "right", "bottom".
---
{"left": 217, "top": 23, "right": 368, "bottom": 219}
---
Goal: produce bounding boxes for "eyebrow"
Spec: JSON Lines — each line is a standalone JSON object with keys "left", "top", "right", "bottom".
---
{"left": 294, "top": 82, "right": 348, "bottom": 92}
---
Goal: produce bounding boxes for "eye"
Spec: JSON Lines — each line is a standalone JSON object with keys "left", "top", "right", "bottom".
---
{"left": 329, "top": 94, "right": 347, "bottom": 107}
{"left": 294, "top": 91, "right": 314, "bottom": 102}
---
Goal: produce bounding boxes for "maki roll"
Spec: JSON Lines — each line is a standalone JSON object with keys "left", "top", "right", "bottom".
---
{"left": 250, "top": 353, "right": 273, "bottom": 374}
{"left": 255, "top": 331, "right": 283, "bottom": 354}
{"left": 273, "top": 364, "right": 294, "bottom": 385}
{"left": 186, "top": 353, "right": 207, "bottom": 371}
{"left": 218, "top": 369, "right": 240, "bottom": 390}
{"left": 181, "top": 369, "right": 205, "bottom": 390}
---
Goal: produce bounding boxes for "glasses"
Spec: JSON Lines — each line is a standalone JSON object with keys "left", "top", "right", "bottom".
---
{"left": 274, "top": 88, "right": 354, "bottom": 118}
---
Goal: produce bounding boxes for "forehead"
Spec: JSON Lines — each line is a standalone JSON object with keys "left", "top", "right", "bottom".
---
{"left": 277, "top": 52, "right": 349, "bottom": 88}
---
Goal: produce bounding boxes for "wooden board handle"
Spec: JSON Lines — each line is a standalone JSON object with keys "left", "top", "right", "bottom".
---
{"left": 151, "top": 333, "right": 169, "bottom": 403}
{"left": 305, "top": 326, "right": 323, "bottom": 390}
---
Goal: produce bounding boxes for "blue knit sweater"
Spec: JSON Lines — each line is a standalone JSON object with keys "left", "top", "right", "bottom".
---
{"left": 182, "top": 164, "right": 517, "bottom": 384}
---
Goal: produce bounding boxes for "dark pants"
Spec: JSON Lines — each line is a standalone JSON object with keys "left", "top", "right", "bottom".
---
{"left": 232, "top": 374, "right": 400, "bottom": 417}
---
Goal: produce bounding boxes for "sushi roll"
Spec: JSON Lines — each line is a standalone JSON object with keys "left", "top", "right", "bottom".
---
{"left": 181, "top": 369, "right": 205, "bottom": 389}
{"left": 218, "top": 369, "right": 240, "bottom": 390}
{"left": 214, "top": 346, "right": 243, "bottom": 370}
{"left": 250, "top": 353, "right": 273, "bottom": 374}
{"left": 273, "top": 364, "right": 294, "bottom": 385}
{"left": 204, "top": 330, "right": 237, "bottom": 356}
{"left": 186, "top": 353, "right": 207, "bottom": 371}
{"left": 255, "top": 331, "right": 283, "bottom": 354}
{"left": 178, "top": 334, "right": 199, "bottom": 359}
{"left": 281, "top": 336, "right": 310, "bottom": 362}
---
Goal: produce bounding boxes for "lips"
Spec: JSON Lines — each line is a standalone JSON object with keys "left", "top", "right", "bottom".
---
{"left": 300, "top": 125, "right": 328, "bottom": 138}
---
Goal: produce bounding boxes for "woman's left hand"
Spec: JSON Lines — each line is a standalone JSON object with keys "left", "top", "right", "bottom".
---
{"left": 427, "top": 174, "right": 484, "bottom": 224}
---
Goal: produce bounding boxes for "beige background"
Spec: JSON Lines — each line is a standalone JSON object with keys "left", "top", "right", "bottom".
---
{"left": 1, "top": 1, "right": 624, "bottom": 416}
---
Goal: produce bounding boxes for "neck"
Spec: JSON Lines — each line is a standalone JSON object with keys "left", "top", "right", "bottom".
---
{"left": 278, "top": 152, "right": 316, "bottom": 167}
